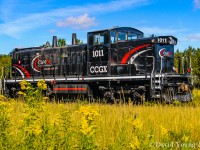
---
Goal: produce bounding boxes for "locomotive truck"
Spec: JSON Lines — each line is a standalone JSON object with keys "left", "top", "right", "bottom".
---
{"left": 0, "top": 27, "right": 193, "bottom": 103}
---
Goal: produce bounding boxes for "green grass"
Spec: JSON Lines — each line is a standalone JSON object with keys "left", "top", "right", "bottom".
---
{"left": 0, "top": 100, "right": 200, "bottom": 149}
{"left": 0, "top": 88, "right": 200, "bottom": 149}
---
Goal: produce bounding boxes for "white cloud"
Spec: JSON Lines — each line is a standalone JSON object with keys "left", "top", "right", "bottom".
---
{"left": 56, "top": 13, "right": 96, "bottom": 29}
{"left": 0, "top": 0, "right": 149, "bottom": 38}
{"left": 194, "top": 0, "right": 200, "bottom": 9}
{"left": 186, "top": 33, "right": 200, "bottom": 41}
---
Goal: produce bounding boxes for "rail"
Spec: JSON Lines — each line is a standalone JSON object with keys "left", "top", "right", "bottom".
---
{"left": 146, "top": 56, "right": 155, "bottom": 89}
{"left": 176, "top": 56, "right": 193, "bottom": 85}
{"left": 159, "top": 57, "right": 163, "bottom": 88}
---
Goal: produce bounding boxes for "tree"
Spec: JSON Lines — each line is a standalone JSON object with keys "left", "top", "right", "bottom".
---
{"left": 174, "top": 46, "right": 200, "bottom": 87}
{"left": 58, "top": 38, "right": 66, "bottom": 47}
{"left": 76, "top": 38, "right": 83, "bottom": 44}
{"left": 0, "top": 54, "right": 11, "bottom": 78}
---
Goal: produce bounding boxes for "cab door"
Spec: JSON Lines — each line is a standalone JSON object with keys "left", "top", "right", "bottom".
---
{"left": 87, "top": 31, "right": 110, "bottom": 76}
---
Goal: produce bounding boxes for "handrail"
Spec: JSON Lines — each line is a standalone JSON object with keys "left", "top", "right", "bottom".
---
{"left": 175, "top": 56, "right": 191, "bottom": 75}
{"left": 159, "top": 57, "right": 163, "bottom": 88}
{"left": 146, "top": 56, "right": 155, "bottom": 89}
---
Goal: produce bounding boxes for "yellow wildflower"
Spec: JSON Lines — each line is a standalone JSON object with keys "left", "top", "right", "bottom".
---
{"left": 130, "top": 136, "right": 140, "bottom": 149}
{"left": 19, "top": 80, "right": 32, "bottom": 90}
{"left": 78, "top": 106, "right": 100, "bottom": 121}
{"left": 42, "top": 97, "right": 49, "bottom": 101}
{"left": 0, "top": 94, "right": 6, "bottom": 101}
{"left": 18, "top": 91, "right": 26, "bottom": 96}
{"left": 131, "top": 118, "right": 143, "bottom": 131}
{"left": 77, "top": 106, "right": 99, "bottom": 137}
{"left": 18, "top": 91, "right": 24, "bottom": 95}
{"left": 160, "top": 125, "right": 168, "bottom": 137}
{"left": 34, "top": 125, "right": 42, "bottom": 136}
{"left": 50, "top": 114, "right": 60, "bottom": 126}
{"left": 80, "top": 117, "right": 94, "bottom": 136}
{"left": 0, "top": 101, "right": 7, "bottom": 107}
{"left": 182, "top": 134, "right": 189, "bottom": 142}
{"left": 37, "top": 79, "right": 47, "bottom": 90}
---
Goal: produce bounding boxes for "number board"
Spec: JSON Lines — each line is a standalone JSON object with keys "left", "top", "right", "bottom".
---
{"left": 89, "top": 45, "right": 108, "bottom": 62}
{"left": 156, "top": 36, "right": 177, "bottom": 45}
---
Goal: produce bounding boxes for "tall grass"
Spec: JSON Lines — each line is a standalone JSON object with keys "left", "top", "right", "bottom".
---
{"left": 0, "top": 81, "right": 200, "bottom": 149}
{"left": 0, "top": 101, "right": 200, "bottom": 149}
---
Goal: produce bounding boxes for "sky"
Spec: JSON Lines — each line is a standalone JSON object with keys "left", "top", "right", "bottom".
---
{"left": 0, "top": 0, "right": 200, "bottom": 54}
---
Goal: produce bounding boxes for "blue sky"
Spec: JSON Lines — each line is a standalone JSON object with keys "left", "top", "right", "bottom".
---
{"left": 0, "top": 0, "right": 200, "bottom": 54}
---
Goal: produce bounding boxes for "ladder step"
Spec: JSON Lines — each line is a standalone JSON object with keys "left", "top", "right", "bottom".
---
{"left": 155, "top": 86, "right": 161, "bottom": 89}
{"left": 152, "top": 80, "right": 161, "bottom": 83}
{"left": 152, "top": 94, "right": 161, "bottom": 98}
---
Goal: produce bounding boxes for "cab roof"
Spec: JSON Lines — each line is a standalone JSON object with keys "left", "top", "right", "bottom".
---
{"left": 88, "top": 27, "right": 144, "bottom": 35}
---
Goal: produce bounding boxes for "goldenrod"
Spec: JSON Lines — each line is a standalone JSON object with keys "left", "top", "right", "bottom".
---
{"left": 37, "top": 79, "right": 47, "bottom": 90}
{"left": 159, "top": 125, "right": 168, "bottom": 137}
{"left": 182, "top": 134, "right": 189, "bottom": 142}
{"left": 130, "top": 136, "right": 140, "bottom": 149}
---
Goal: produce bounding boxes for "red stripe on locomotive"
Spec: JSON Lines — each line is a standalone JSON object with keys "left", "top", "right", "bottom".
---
{"left": 120, "top": 44, "right": 151, "bottom": 64}
{"left": 53, "top": 87, "right": 87, "bottom": 91}
{"left": 13, "top": 64, "right": 31, "bottom": 78}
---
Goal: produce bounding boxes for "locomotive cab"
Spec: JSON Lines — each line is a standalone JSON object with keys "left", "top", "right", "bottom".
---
{"left": 87, "top": 27, "right": 145, "bottom": 76}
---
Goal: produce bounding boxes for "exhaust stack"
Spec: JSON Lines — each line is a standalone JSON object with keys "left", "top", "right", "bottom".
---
{"left": 72, "top": 33, "right": 77, "bottom": 45}
{"left": 52, "top": 36, "right": 58, "bottom": 47}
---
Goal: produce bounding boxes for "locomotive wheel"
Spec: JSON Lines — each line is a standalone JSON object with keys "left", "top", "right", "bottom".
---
{"left": 102, "top": 91, "right": 115, "bottom": 103}
{"left": 162, "top": 87, "right": 175, "bottom": 103}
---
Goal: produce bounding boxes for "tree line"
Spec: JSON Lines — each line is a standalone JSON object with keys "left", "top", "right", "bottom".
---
{"left": 174, "top": 47, "right": 200, "bottom": 87}
{"left": 0, "top": 54, "right": 11, "bottom": 78}
{"left": 0, "top": 46, "right": 200, "bottom": 87}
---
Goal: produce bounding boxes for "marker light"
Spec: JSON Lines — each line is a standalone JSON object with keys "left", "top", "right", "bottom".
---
{"left": 187, "top": 68, "right": 191, "bottom": 73}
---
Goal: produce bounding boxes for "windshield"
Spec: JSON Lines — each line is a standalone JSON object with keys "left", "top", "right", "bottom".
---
{"left": 110, "top": 30, "right": 142, "bottom": 43}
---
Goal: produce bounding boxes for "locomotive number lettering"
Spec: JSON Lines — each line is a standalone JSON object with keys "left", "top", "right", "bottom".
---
{"left": 158, "top": 38, "right": 167, "bottom": 43}
{"left": 92, "top": 50, "right": 104, "bottom": 57}
{"left": 90, "top": 65, "right": 107, "bottom": 73}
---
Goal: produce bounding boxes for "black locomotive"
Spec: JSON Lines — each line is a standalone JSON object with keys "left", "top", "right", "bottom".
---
{"left": 1, "top": 27, "right": 193, "bottom": 103}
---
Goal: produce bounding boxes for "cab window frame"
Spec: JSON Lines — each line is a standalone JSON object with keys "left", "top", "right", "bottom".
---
{"left": 117, "top": 31, "right": 127, "bottom": 41}
{"left": 93, "top": 31, "right": 109, "bottom": 45}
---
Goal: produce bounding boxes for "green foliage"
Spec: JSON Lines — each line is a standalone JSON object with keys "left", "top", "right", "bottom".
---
{"left": 18, "top": 80, "right": 47, "bottom": 108}
{"left": 174, "top": 47, "right": 200, "bottom": 87}
{"left": 0, "top": 55, "right": 11, "bottom": 78}
{"left": 77, "top": 38, "right": 83, "bottom": 44}
{"left": 57, "top": 38, "right": 66, "bottom": 47}
{"left": 0, "top": 101, "right": 12, "bottom": 149}
{"left": 1, "top": 97, "right": 200, "bottom": 149}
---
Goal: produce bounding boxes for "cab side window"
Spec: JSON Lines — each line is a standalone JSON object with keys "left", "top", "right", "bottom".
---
{"left": 110, "top": 31, "right": 117, "bottom": 43}
{"left": 94, "top": 34, "right": 99, "bottom": 45}
{"left": 93, "top": 32, "right": 108, "bottom": 45}
{"left": 128, "top": 33, "right": 137, "bottom": 40}
{"left": 100, "top": 35, "right": 104, "bottom": 44}
{"left": 118, "top": 32, "right": 127, "bottom": 41}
